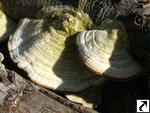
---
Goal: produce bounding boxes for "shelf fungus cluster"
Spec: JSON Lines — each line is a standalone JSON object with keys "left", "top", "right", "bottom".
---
{"left": 8, "top": 8, "right": 106, "bottom": 92}
{"left": 0, "top": 3, "right": 143, "bottom": 108}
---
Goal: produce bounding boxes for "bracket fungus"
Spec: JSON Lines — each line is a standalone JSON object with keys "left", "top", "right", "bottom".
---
{"left": 0, "top": 10, "right": 16, "bottom": 41}
{"left": 76, "top": 20, "right": 142, "bottom": 79}
{"left": 8, "top": 9, "right": 106, "bottom": 92}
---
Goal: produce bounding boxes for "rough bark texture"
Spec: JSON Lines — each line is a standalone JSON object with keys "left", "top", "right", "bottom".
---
{"left": 0, "top": 69, "right": 98, "bottom": 113}
{"left": 0, "top": 0, "right": 78, "bottom": 20}
{"left": 0, "top": 0, "right": 61, "bottom": 20}
{"left": 123, "top": 0, "right": 150, "bottom": 71}
{"left": 78, "top": 0, "right": 148, "bottom": 25}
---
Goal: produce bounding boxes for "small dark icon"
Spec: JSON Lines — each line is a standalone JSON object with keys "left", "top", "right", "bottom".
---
{"left": 139, "top": 101, "right": 147, "bottom": 111}
{"left": 137, "top": 100, "right": 149, "bottom": 112}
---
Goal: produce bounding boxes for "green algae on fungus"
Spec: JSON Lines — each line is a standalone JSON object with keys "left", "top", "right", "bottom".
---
{"left": 37, "top": 6, "right": 95, "bottom": 36}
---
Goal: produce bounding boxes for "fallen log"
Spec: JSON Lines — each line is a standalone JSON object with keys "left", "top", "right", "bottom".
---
{"left": 0, "top": 69, "right": 98, "bottom": 113}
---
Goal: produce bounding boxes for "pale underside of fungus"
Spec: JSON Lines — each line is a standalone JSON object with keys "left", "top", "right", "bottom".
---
{"left": 65, "top": 85, "right": 102, "bottom": 108}
{"left": 77, "top": 20, "right": 142, "bottom": 79}
{"left": 0, "top": 9, "right": 16, "bottom": 41}
{"left": 8, "top": 9, "right": 106, "bottom": 92}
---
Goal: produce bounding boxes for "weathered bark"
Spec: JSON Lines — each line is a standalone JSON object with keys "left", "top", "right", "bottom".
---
{"left": 78, "top": 0, "right": 148, "bottom": 25}
{"left": 0, "top": 0, "right": 61, "bottom": 20}
{"left": 124, "top": 1, "right": 150, "bottom": 71}
{"left": 0, "top": 69, "right": 98, "bottom": 113}
{"left": 0, "top": 0, "right": 78, "bottom": 20}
